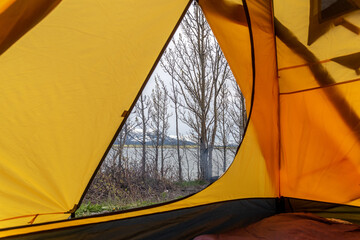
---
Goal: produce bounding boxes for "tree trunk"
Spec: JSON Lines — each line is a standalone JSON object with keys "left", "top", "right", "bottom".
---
{"left": 174, "top": 100, "right": 182, "bottom": 181}
{"left": 223, "top": 145, "right": 227, "bottom": 172}
{"left": 140, "top": 95, "right": 147, "bottom": 179}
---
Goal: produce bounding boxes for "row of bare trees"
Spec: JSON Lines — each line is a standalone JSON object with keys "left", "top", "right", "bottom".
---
{"left": 83, "top": 3, "right": 247, "bottom": 209}
{"left": 111, "top": 4, "right": 247, "bottom": 183}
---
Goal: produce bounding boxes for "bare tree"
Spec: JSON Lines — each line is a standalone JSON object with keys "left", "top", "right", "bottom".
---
{"left": 115, "top": 118, "right": 136, "bottom": 178}
{"left": 158, "top": 80, "right": 171, "bottom": 178}
{"left": 161, "top": 59, "right": 183, "bottom": 181}
{"left": 134, "top": 94, "right": 151, "bottom": 179}
{"left": 229, "top": 81, "right": 247, "bottom": 154}
{"left": 161, "top": 4, "right": 230, "bottom": 181}
{"left": 207, "top": 43, "right": 232, "bottom": 177}
{"left": 149, "top": 76, "right": 171, "bottom": 179}
{"left": 149, "top": 77, "right": 162, "bottom": 179}
{"left": 217, "top": 83, "right": 231, "bottom": 172}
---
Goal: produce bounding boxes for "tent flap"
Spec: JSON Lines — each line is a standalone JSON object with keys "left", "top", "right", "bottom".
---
{"left": 0, "top": 0, "right": 190, "bottom": 228}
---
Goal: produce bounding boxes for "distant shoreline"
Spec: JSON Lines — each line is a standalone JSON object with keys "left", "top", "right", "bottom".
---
{"left": 112, "top": 144, "right": 238, "bottom": 149}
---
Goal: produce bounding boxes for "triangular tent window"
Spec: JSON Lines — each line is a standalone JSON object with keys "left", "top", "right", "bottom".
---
{"left": 76, "top": 3, "right": 247, "bottom": 217}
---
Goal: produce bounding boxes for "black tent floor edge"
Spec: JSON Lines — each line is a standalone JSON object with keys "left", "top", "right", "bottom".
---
{"left": 3, "top": 198, "right": 277, "bottom": 240}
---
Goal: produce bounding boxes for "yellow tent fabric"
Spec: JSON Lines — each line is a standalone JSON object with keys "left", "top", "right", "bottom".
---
{"left": 198, "top": 0, "right": 279, "bottom": 199}
{"left": 0, "top": 0, "right": 61, "bottom": 55}
{"left": 275, "top": 0, "right": 360, "bottom": 206}
{"left": 0, "top": 0, "right": 190, "bottom": 228}
{"left": 0, "top": 0, "right": 359, "bottom": 237}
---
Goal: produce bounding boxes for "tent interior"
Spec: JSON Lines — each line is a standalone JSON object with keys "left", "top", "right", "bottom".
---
{"left": 0, "top": 0, "right": 359, "bottom": 239}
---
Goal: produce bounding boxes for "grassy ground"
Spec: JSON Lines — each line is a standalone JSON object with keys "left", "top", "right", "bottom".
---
{"left": 75, "top": 180, "right": 207, "bottom": 217}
